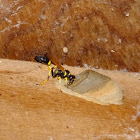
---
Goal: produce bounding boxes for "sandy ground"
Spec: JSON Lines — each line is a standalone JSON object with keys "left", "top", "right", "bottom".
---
{"left": 0, "top": 59, "right": 140, "bottom": 140}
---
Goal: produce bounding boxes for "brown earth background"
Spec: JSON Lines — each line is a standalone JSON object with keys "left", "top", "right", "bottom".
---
{"left": 0, "top": 0, "right": 140, "bottom": 71}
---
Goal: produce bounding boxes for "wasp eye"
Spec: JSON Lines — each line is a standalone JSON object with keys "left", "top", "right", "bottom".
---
{"left": 40, "top": 56, "right": 46, "bottom": 61}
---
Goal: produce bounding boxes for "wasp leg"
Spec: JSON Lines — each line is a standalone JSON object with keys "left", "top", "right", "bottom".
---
{"left": 39, "top": 66, "right": 52, "bottom": 85}
{"left": 58, "top": 76, "right": 62, "bottom": 91}
{"left": 64, "top": 77, "right": 68, "bottom": 87}
{"left": 47, "top": 66, "right": 52, "bottom": 80}
{"left": 39, "top": 79, "right": 48, "bottom": 85}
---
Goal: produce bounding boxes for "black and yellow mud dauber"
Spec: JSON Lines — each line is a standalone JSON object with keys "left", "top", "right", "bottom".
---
{"left": 34, "top": 53, "right": 76, "bottom": 90}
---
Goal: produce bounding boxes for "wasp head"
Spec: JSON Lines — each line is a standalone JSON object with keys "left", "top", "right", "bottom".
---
{"left": 34, "top": 55, "right": 49, "bottom": 64}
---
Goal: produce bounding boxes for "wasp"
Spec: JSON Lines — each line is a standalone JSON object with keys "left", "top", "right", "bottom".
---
{"left": 34, "top": 53, "right": 76, "bottom": 89}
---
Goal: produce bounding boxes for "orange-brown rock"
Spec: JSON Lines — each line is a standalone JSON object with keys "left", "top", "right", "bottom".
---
{"left": 0, "top": 0, "right": 140, "bottom": 71}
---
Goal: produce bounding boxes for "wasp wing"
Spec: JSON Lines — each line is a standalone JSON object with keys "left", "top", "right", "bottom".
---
{"left": 44, "top": 53, "right": 65, "bottom": 71}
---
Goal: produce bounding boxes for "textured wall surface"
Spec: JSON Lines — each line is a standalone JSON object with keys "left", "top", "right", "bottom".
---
{"left": 0, "top": 0, "right": 140, "bottom": 71}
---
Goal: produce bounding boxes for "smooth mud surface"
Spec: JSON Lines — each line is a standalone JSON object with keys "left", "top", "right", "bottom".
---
{"left": 0, "top": 59, "right": 140, "bottom": 140}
